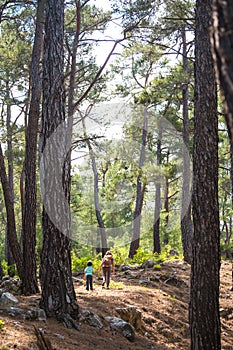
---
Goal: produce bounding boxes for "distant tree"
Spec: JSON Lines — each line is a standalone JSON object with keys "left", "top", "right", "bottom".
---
{"left": 39, "top": 0, "right": 79, "bottom": 328}
{"left": 153, "top": 119, "right": 162, "bottom": 254}
{"left": 128, "top": 106, "right": 148, "bottom": 258}
{"left": 0, "top": 144, "right": 23, "bottom": 279}
{"left": 189, "top": 0, "right": 221, "bottom": 349}
{"left": 0, "top": 6, "right": 33, "bottom": 279}
{"left": 81, "top": 111, "right": 108, "bottom": 256}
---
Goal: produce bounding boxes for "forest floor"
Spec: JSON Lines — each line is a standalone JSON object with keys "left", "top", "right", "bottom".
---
{"left": 0, "top": 259, "right": 233, "bottom": 350}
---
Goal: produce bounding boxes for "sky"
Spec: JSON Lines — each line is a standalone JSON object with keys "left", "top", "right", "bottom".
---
{"left": 89, "top": 0, "right": 123, "bottom": 66}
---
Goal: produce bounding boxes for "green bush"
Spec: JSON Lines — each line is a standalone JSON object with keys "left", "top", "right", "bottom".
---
{"left": 0, "top": 319, "right": 5, "bottom": 331}
{"left": 1, "top": 260, "right": 17, "bottom": 277}
{"left": 71, "top": 251, "right": 102, "bottom": 272}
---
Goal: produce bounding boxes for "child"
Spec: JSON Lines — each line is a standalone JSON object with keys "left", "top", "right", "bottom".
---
{"left": 99, "top": 251, "right": 115, "bottom": 289}
{"left": 84, "top": 260, "right": 94, "bottom": 291}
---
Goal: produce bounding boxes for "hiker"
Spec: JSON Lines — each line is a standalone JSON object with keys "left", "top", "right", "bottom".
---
{"left": 99, "top": 251, "right": 115, "bottom": 289}
{"left": 84, "top": 260, "right": 94, "bottom": 291}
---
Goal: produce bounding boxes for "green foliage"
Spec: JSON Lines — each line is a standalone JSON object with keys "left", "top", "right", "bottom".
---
{"left": 0, "top": 319, "right": 5, "bottom": 332}
{"left": 220, "top": 242, "right": 233, "bottom": 260}
{"left": 71, "top": 250, "right": 102, "bottom": 272}
{"left": 130, "top": 247, "right": 166, "bottom": 265}
{"left": 109, "top": 280, "right": 125, "bottom": 290}
{"left": 130, "top": 247, "right": 152, "bottom": 264}
{"left": 1, "top": 261, "right": 17, "bottom": 277}
{"left": 1, "top": 260, "right": 8, "bottom": 275}
{"left": 110, "top": 246, "right": 130, "bottom": 266}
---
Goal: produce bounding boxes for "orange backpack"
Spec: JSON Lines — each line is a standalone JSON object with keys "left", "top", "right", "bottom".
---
{"left": 103, "top": 255, "right": 113, "bottom": 267}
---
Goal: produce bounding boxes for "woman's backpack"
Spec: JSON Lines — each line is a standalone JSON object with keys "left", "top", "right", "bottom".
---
{"left": 103, "top": 255, "right": 113, "bottom": 267}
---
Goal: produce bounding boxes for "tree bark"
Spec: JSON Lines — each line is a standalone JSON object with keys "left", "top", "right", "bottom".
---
{"left": 181, "top": 26, "right": 192, "bottom": 264}
{"left": 212, "top": 0, "right": 233, "bottom": 299}
{"left": 5, "top": 79, "right": 15, "bottom": 270}
{"left": 0, "top": 261, "right": 4, "bottom": 279}
{"left": 21, "top": 0, "right": 45, "bottom": 295}
{"left": 0, "top": 144, "right": 23, "bottom": 279}
{"left": 39, "top": 0, "right": 79, "bottom": 327}
{"left": 212, "top": 0, "right": 233, "bottom": 145}
{"left": 153, "top": 120, "right": 162, "bottom": 254}
{"left": 81, "top": 115, "right": 108, "bottom": 256}
{"left": 212, "top": 0, "right": 233, "bottom": 249}
{"left": 190, "top": 1, "right": 221, "bottom": 349}
{"left": 163, "top": 151, "right": 170, "bottom": 245}
{"left": 128, "top": 107, "right": 148, "bottom": 258}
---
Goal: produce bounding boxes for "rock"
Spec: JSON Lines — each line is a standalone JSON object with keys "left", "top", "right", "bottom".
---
{"left": 105, "top": 316, "right": 135, "bottom": 342}
{"left": 2, "top": 275, "right": 10, "bottom": 282}
{"left": 29, "top": 299, "right": 39, "bottom": 307}
{"left": 53, "top": 333, "right": 65, "bottom": 339}
{"left": 220, "top": 307, "right": 233, "bottom": 318}
{"left": 0, "top": 277, "right": 21, "bottom": 294}
{"left": 7, "top": 306, "right": 24, "bottom": 316}
{"left": 115, "top": 305, "right": 142, "bottom": 332}
{"left": 80, "top": 310, "right": 103, "bottom": 329}
{"left": 141, "top": 260, "right": 155, "bottom": 269}
{"left": 25, "top": 308, "right": 46, "bottom": 321}
{"left": 148, "top": 275, "right": 160, "bottom": 282}
{"left": 169, "top": 248, "right": 179, "bottom": 256}
{"left": 72, "top": 277, "right": 83, "bottom": 284}
{"left": 0, "top": 292, "right": 19, "bottom": 306}
{"left": 139, "top": 280, "right": 149, "bottom": 286}
{"left": 119, "top": 265, "right": 132, "bottom": 272}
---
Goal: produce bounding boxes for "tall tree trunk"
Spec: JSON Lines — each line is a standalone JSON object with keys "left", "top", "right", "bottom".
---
{"left": 189, "top": 1, "right": 221, "bottom": 349}
{"left": 153, "top": 120, "right": 162, "bottom": 254}
{"left": 39, "top": 0, "right": 79, "bottom": 328}
{"left": 181, "top": 26, "right": 192, "bottom": 264}
{"left": 163, "top": 151, "right": 170, "bottom": 245}
{"left": 0, "top": 262, "right": 3, "bottom": 279}
{"left": 212, "top": 0, "right": 233, "bottom": 145}
{"left": 82, "top": 115, "right": 108, "bottom": 256}
{"left": 128, "top": 107, "right": 148, "bottom": 258}
{"left": 0, "top": 144, "right": 23, "bottom": 279}
{"left": 6, "top": 82, "right": 15, "bottom": 269}
{"left": 21, "top": 0, "right": 45, "bottom": 295}
{"left": 228, "top": 134, "right": 233, "bottom": 209}
{"left": 212, "top": 0, "right": 233, "bottom": 298}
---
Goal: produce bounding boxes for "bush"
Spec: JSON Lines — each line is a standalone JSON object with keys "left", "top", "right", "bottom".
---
{"left": 1, "top": 260, "right": 17, "bottom": 277}
{"left": 0, "top": 319, "right": 5, "bottom": 332}
{"left": 71, "top": 251, "right": 102, "bottom": 272}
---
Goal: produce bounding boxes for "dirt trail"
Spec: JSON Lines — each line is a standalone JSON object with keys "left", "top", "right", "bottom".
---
{"left": 0, "top": 260, "right": 232, "bottom": 350}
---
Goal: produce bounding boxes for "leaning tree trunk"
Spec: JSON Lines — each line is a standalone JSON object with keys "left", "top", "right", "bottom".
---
{"left": 189, "top": 1, "right": 221, "bottom": 349}
{"left": 39, "top": 0, "right": 79, "bottom": 328}
{"left": 21, "top": 0, "right": 45, "bottom": 295}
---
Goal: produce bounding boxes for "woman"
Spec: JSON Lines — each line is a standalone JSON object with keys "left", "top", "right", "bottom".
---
{"left": 99, "top": 251, "right": 115, "bottom": 289}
